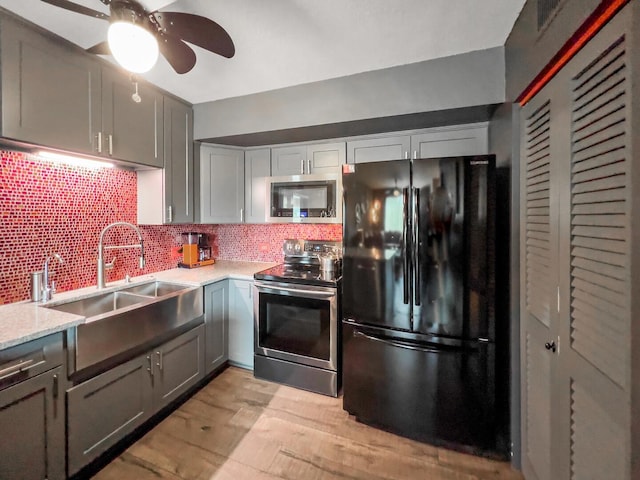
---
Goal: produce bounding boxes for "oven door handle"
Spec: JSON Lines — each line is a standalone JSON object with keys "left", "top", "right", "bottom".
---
{"left": 255, "top": 284, "right": 336, "bottom": 300}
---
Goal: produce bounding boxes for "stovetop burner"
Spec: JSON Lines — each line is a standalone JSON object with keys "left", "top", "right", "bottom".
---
{"left": 254, "top": 239, "right": 342, "bottom": 287}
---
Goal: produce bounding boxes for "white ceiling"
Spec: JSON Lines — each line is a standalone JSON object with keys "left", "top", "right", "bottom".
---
{"left": 0, "top": 0, "right": 526, "bottom": 105}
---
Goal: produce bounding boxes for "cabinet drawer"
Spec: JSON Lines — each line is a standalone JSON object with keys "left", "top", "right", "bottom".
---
{"left": 0, "top": 333, "right": 64, "bottom": 390}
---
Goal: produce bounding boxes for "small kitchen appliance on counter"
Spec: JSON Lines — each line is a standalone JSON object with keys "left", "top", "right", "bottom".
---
{"left": 178, "top": 232, "right": 214, "bottom": 268}
{"left": 253, "top": 239, "right": 342, "bottom": 396}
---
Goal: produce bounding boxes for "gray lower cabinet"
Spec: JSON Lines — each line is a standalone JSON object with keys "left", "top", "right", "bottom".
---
{"left": 204, "top": 282, "right": 229, "bottom": 373}
{"left": 0, "top": 333, "right": 65, "bottom": 480}
{"left": 199, "top": 145, "right": 245, "bottom": 223}
{"left": 67, "top": 324, "right": 204, "bottom": 476}
{"left": 271, "top": 142, "right": 346, "bottom": 175}
{"left": 228, "top": 279, "right": 254, "bottom": 370}
{"left": 0, "top": 366, "right": 64, "bottom": 480}
{"left": 244, "top": 148, "right": 271, "bottom": 223}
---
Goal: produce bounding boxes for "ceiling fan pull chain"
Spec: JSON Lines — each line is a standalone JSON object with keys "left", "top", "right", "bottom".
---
{"left": 130, "top": 74, "right": 142, "bottom": 103}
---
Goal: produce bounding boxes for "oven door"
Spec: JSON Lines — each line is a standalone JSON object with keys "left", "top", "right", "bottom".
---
{"left": 254, "top": 280, "right": 337, "bottom": 371}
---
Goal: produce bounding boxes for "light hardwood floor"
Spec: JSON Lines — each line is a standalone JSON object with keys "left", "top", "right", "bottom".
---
{"left": 92, "top": 367, "right": 524, "bottom": 480}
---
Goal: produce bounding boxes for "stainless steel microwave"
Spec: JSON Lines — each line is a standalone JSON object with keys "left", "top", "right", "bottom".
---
{"left": 265, "top": 173, "right": 343, "bottom": 224}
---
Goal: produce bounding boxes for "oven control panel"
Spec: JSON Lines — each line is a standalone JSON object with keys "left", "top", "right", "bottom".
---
{"left": 283, "top": 239, "right": 342, "bottom": 258}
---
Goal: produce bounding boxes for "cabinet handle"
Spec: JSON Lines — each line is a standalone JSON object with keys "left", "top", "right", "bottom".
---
{"left": 108, "top": 134, "right": 114, "bottom": 156}
{"left": 240, "top": 208, "right": 244, "bottom": 223}
{"left": 147, "top": 354, "right": 154, "bottom": 377}
{"left": 307, "top": 159, "right": 311, "bottom": 174}
{"left": 53, "top": 373, "right": 59, "bottom": 418}
{"left": 167, "top": 205, "right": 173, "bottom": 223}
{"left": 96, "top": 132, "right": 103, "bottom": 154}
{"left": 0, "top": 358, "right": 40, "bottom": 381}
{"left": 300, "top": 159, "right": 305, "bottom": 175}
{"left": 156, "top": 351, "right": 163, "bottom": 371}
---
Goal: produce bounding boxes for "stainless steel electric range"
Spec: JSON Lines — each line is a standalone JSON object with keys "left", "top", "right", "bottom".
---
{"left": 253, "top": 239, "right": 342, "bottom": 397}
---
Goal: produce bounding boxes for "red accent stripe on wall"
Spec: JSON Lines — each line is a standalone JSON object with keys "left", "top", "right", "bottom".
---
{"left": 518, "top": 0, "right": 629, "bottom": 106}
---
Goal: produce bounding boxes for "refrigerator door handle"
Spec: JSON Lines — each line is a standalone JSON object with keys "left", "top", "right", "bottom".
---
{"left": 402, "top": 187, "right": 410, "bottom": 305}
{"left": 413, "top": 187, "right": 421, "bottom": 307}
{"left": 352, "top": 328, "right": 481, "bottom": 353}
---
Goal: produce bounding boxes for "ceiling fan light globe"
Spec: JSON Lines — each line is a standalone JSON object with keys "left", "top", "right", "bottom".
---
{"left": 108, "top": 21, "right": 159, "bottom": 73}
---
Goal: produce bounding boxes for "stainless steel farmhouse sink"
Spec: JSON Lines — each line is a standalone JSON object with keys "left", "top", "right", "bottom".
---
{"left": 46, "top": 281, "right": 203, "bottom": 381}
{"left": 46, "top": 291, "right": 146, "bottom": 317}
{"left": 120, "top": 281, "right": 188, "bottom": 297}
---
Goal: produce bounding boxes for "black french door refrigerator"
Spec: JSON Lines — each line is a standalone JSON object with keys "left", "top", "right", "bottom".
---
{"left": 342, "top": 155, "right": 506, "bottom": 456}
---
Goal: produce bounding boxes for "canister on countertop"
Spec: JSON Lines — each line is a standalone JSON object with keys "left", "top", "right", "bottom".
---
{"left": 30, "top": 271, "right": 43, "bottom": 302}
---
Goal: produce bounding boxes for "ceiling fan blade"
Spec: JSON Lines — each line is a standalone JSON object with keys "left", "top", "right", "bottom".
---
{"left": 152, "top": 11, "right": 235, "bottom": 59}
{"left": 40, "top": 0, "right": 109, "bottom": 20}
{"left": 157, "top": 34, "right": 197, "bottom": 74}
{"left": 86, "top": 41, "right": 111, "bottom": 55}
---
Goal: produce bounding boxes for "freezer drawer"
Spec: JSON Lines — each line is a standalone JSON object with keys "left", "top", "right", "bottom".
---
{"left": 342, "top": 322, "right": 502, "bottom": 456}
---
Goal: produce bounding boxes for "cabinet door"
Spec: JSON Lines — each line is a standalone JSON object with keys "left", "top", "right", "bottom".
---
{"left": 101, "top": 69, "right": 164, "bottom": 167}
{"left": 307, "top": 142, "right": 346, "bottom": 173}
{"left": 228, "top": 280, "right": 254, "bottom": 370}
{"left": 0, "top": 367, "right": 64, "bottom": 480}
{"left": 164, "top": 96, "right": 194, "bottom": 223}
{"left": 67, "top": 354, "right": 153, "bottom": 476}
{"left": 204, "top": 281, "right": 229, "bottom": 373}
{"left": 154, "top": 324, "right": 204, "bottom": 410}
{"left": 347, "top": 135, "right": 410, "bottom": 164}
{"left": 0, "top": 18, "right": 101, "bottom": 155}
{"left": 411, "top": 123, "right": 488, "bottom": 159}
{"left": 244, "top": 148, "right": 271, "bottom": 223}
{"left": 271, "top": 145, "right": 306, "bottom": 176}
{"left": 200, "top": 145, "right": 245, "bottom": 223}
{"left": 519, "top": 91, "right": 559, "bottom": 480}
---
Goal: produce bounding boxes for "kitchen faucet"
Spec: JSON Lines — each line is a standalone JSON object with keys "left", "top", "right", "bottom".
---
{"left": 42, "top": 253, "right": 64, "bottom": 302}
{"left": 97, "top": 222, "right": 145, "bottom": 289}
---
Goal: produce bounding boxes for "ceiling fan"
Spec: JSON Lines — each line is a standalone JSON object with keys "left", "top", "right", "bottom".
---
{"left": 40, "top": 0, "right": 235, "bottom": 74}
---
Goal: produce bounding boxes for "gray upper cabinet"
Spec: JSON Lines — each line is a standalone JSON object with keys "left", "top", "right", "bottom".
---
{"left": 0, "top": 334, "right": 65, "bottom": 480}
{"left": 200, "top": 144, "right": 245, "bottom": 223}
{"left": 0, "top": 17, "right": 100, "bottom": 155}
{"left": 244, "top": 148, "right": 271, "bottom": 223}
{"left": 347, "top": 135, "right": 411, "bottom": 164}
{"left": 138, "top": 96, "right": 194, "bottom": 225}
{"left": 346, "top": 124, "right": 488, "bottom": 164}
{"left": 0, "top": 13, "right": 165, "bottom": 168}
{"left": 410, "top": 123, "right": 488, "bottom": 158}
{"left": 101, "top": 69, "right": 163, "bottom": 167}
{"left": 271, "top": 142, "right": 346, "bottom": 175}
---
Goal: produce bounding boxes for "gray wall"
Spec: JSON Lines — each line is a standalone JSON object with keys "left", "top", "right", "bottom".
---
{"left": 194, "top": 47, "right": 505, "bottom": 141}
{"left": 505, "top": 0, "right": 601, "bottom": 101}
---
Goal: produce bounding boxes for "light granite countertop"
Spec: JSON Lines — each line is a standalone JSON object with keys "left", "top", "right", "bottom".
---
{"left": 0, "top": 260, "right": 277, "bottom": 351}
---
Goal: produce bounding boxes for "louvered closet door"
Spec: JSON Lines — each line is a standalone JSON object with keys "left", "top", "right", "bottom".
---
{"left": 520, "top": 87, "right": 562, "bottom": 480}
{"left": 557, "top": 14, "right": 631, "bottom": 479}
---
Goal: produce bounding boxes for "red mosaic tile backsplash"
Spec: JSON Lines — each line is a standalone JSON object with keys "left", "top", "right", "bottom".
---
{"left": 0, "top": 150, "right": 342, "bottom": 305}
